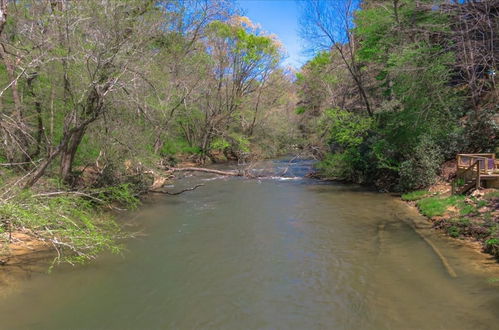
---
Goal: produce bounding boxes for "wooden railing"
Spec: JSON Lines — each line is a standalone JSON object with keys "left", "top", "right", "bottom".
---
{"left": 456, "top": 153, "right": 496, "bottom": 174}
{"left": 452, "top": 160, "right": 480, "bottom": 195}
{"left": 453, "top": 153, "right": 498, "bottom": 194}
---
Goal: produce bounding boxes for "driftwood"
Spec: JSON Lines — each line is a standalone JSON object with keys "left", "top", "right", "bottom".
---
{"left": 166, "top": 167, "right": 243, "bottom": 176}
{"left": 149, "top": 184, "right": 205, "bottom": 195}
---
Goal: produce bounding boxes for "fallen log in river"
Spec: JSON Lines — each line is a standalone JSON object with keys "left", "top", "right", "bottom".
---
{"left": 166, "top": 167, "right": 244, "bottom": 177}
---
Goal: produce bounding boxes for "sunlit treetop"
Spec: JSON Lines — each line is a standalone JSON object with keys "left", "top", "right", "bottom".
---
{"left": 208, "top": 15, "right": 284, "bottom": 65}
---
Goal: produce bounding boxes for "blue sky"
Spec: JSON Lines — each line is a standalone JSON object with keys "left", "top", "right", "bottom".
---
{"left": 237, "top": 0, "right": 309, "bottom": 69}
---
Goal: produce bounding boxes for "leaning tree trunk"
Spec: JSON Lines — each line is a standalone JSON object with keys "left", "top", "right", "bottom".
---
{"left": 60, "top": 127, "right": 86, "bottom": 183}
{"left": 23, "top": 133, "right": 71, "bottom": 189}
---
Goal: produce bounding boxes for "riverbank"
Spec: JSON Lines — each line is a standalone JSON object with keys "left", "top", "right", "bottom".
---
{"left": 0, "top": 165, "right": 144, "bottom": 267}
{"left": 402, "top": 186, "right": 499, "bottom": 261}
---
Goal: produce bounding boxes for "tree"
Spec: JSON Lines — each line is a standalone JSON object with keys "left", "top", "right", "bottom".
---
{"left": 300, "top": 0, "right": 373, "bottom": 116}
{"left": 3, "top": 0, "right": 160, "bottom": 187}
{"left": 193, "top": 16, "right": 283, "bottom": 161}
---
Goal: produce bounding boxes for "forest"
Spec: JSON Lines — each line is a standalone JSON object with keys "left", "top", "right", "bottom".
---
{"left": 298, "top": 0, "right": 497, "bottom": 191}
{"left": 0, "top": 0, "right": 497, "bottom": 263}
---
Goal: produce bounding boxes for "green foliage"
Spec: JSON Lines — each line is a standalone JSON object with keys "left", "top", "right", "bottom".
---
{"left": 485, "top": 238, "right": 499, "bottom": 259}
{"left": 160, "top": 139, "right": 200, "bottom": 157}
{"left": 230, "top": 133, "right": 250, "bottom": 153}
{"left": 458, "top": 203, "right": 476, "bottom": 216}
{"left": 210, "top": 133, "right": 250, "bottom": 155}
{"left": 96, "top": 183, "right": 140, "bottom": 209}
{"left": 401, "top": 190, "right": 430, "bottom": 201}
{"left": 210, "top": 137, "right": 231, "bottom": 151}
{"left": 458, "top": 217, "right": 471, "bottom": 226}
{"left": 486, "top": 238, "right": 499, "bottom": 246}
{"left": 208, "top": 20, "right": 280, "bottom": 64}
{"left": 398, "top": 135, "right": 443, "bottom": 191}
{"left": 73, "top": 135, "right": 101, "bottom": 167}
{"left": 321, "top": 108, "right": 372, "bottom": 148}
{"left": 463, "top": 107, "right": 499, "bottom": 152}
{"left": 316, "top": 152, "right": 357, "bottom": 180}
{"left": 484, "top": 191, "right": 499, "bottom": 200}
{"left": 295, "top": 106, "right": 306, "bottom": 115}
{"left": 476, "top": 199, "right": 488, "bottom": 208}
{"left": 308, "top": 51, "right": 331, "bottom": 68}
{"left": 0, "top": 192, "right": 124, "bottom": 265}
{"left": 447, "top": 225, "right": 461, "bottom": 238}
{"left": 300, "top": 0, "right": 472, "bottom": 191}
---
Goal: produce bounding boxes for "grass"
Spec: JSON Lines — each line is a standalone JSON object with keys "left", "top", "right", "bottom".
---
{"left": 452, "top": 217, "right": 471, "bottom": 226}
{"left": 484, "top": 191, "right": 499, "bottom": 200}
{"left": 416, "top": 195, "right": 465, "bottom": 217}
{"left": 458, "top": 202, "right": 477, "bottom": 216}
{"left": 401, "top": 190, "right": 430, "bottom": 201}
{"left": 447, "top": 225, "right": 461, "bottom": 238}
{"left": 476, "top": 199, "right": 488, "bottom": 208}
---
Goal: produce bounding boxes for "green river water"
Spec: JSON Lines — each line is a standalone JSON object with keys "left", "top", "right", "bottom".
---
{"left": 0, "top": 159, "right": 498, "bottom": 329}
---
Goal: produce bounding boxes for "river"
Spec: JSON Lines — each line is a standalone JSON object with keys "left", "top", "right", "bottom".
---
{"left": 0, "top": 159, "right": 498, "bottom": 329}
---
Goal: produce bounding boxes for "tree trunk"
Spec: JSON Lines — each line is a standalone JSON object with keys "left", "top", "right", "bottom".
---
{"left": 26, "top": 74, "right": 45, "bottom": 159}
{"left": 153, "top": 129, "right": 163, "bottom": 155}
{"left": 0, "top": 46, "right": 22, "bottom": 122}
{"left": 60, "top": 128, "right": 86, "bottom": 183}
{"left": 23, "top": 134, "right": 71, "bottom": 189}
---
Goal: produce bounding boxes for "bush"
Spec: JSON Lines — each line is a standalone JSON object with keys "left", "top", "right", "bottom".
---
{"left": 316, "top": 150, "right": 362, "bottom": 181}
{"left": 463, "top": 107, "right": 499, "bottom": 152}
{"left": 398, "top": 135, "right": 443, "bottom": 191}
{"left": 160, "top": 138, "right": 201, "bottom": 157}
{"left": 485, "top": 238, "right": 499, "bottom": 259}
{"left": 447, "top": 225, "right": 461, "bottom": 238}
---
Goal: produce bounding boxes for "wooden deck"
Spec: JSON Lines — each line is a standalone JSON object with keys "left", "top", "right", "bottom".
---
{"left": 453, "top": 153, "right": 499, "bottom": 194}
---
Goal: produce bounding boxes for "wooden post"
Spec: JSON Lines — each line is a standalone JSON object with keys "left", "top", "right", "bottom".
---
{"left": 476, "top": 161, "right": 480, "bottom": 190}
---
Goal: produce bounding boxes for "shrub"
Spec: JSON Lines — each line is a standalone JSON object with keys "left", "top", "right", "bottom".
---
{"left": 0, "top": 191, "right": 125, "bottom": 265}
{"left": 463, "top": 107, "right": 499, "bottom": 152}
{"left": 316, "top": 151, "right": 360, "bottom": 181}
{"left": 447, "top": 225, "right": 461, "bottom": 238}
{"left": 485, "top": 238, "right": 499, "bottom": 259}
{"left": 398, "top": 135, "right": 443, "bottom": 191}
{"left": 160, "top": 138, "right": 201, "bottom": 157}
